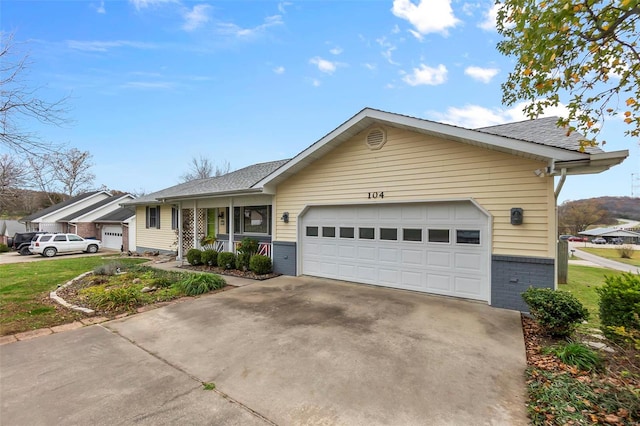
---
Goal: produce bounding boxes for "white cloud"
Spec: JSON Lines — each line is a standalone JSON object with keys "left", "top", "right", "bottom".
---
{"left": 478, "top": 3, "right": 500, "bottom": 31}
{"left": 408, "top": 29, "right": 423, "bottom": 41}
{"left": 330, "top": 47, "right": 343, "bottom": 55}
{"left": 96, "top": 0, "right": 106, "bottom": 14}
{"left": 310, "top": 57, "right": 337, "bottom": 74}
{"left": 311, "top": 79, "right": 321, "bottom": 87}
{"left": 129, "top": 0, "right": 177, "bottom": 10}
{"left": 217, "top": 15, "right": 283, "bottom": 38}
{"left": 278, "top": 2, "right": 292, "bottom": 14}
{"left": 273, "top": 66, "right": 285, "bottom": 74}
{"left": 363, "top": 63, "right": 376, "bottom": 71}
{"left": 403, "top": 63, "right": 448, "bottom": 86}
{"left": 391, "top": 0, "right": 460, "bottom": 36}
{"left": 121, "top": 81, "right": 174, "bottom": 90}
{"left": 182, "top": 4, "right": 211, "bottom": 31}
{"left": 376, "top": 36, "right": 399, "bottom": 65}
{"left": 428, "top": 102, "right": 570, "bottom": 128}
{"left": 464, "top": 66, "right": 500, "bottom": 83}
{"left": 66, "top": 40, "right": 158, "bottom": 52}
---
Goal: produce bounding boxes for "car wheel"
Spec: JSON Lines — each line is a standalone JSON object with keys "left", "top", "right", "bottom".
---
{"left": 20, "top": 246, "right": 31, "bottom": 255}
{"left": 43, "top": 247, "right": 57, "bottom": 257}
{"left": 87, "top": 244, "right": 98, "bottom": 253}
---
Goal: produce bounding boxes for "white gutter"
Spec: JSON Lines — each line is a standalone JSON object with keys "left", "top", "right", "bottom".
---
{"left": 554, "top": 168, "right": 567, "bottom": 200}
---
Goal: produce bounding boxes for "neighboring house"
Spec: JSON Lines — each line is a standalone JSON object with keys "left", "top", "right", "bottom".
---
{"left": 125, "top": 108, "right": 628, "bottom": 311}
{"left": 0, "top": 220, "right": 25, "bottom": 245}
{"left": 579, "top": 227, "right": 640, "bottom": 244}
{"left": 95, "top": 207, "right": 136, "bottom": 252}
{"left": 20, "top": 191, "right": 136, "bottom": 250}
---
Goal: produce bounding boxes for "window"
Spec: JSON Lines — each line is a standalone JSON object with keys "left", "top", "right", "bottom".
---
{"left": 53, "top": 235, "right": 67, "bottom": 242}
{"left": 457, "top": 230, "right": 480, "bottom": 244}
{"left": 233, "top": 206, "right": 271, "bottom": 234}
{"left": 306, "top": 226, "right": 319, "bottom": 237}
{"left": 403, "top": 228, "right": 422, "bottom": 242}
{"left": 428, "top": 229, "right": 450, "bottom": 243}
{"left": 146, "top": 206, "right": 160, "bottom": 229}
{"left": 172, "top": 207, "right": 179, "bottom": 230}
{"left": 68, "top": 235, "right": 82, "bottom": 241}
{"left": 340, "top": 227, "right": 355, "bottom": 238}
{"left": 380, "top": 228, "right": 397, "bottom": 240}
{"left": 359, "top": 227, "right": 375, "bottom": 239}
{"left": 322, "top": 226, "right": 335, "bottom": 237}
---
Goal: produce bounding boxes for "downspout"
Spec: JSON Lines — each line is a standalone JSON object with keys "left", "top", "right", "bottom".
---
{"left": 554, "top": 168, "right": 567, "bottom": 200}
{"left": 553, "top": 167, "right": 567, "bottom": 291}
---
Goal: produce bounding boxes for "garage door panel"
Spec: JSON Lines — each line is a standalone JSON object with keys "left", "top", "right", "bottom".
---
{"left": 301, "top": 202, "right": 488, "bottom": 302}
{"left": 427, "top": 251, "right": 452, "bottom": 268}
{"left": 102, "top": 225, "right": 123, "bottom": 250}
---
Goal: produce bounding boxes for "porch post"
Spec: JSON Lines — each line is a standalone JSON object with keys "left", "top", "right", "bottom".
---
{"left": 228, "top": 198, "right": 234, "bottom": 252}
{"left": 177, "top": 202, "right": 183, "bottom": 261}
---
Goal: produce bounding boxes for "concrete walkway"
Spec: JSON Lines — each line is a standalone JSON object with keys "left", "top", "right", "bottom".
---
{"left": 571, "top": 248, "right": 639, "bottom": 273}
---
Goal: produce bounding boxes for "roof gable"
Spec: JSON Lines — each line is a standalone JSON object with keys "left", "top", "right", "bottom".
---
{"left": 60, "top": 194, "right": 135, "bottom": 222}
{"left": 20, "top": 191, "right": 109, "bottom": 222}
{"left": 254, "top": 108, "right": 627, "bottom": 190}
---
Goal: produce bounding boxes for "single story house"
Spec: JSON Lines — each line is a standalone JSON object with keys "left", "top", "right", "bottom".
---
{"left": 579, "top": 227, "right": 640, "bottom": 244}
{"left": 0, "top": 219, "right": 25, "bottom": 246}
{"left": 21, "top": 191, "right": 136, "bottom": 250}
{"left": 125, "top": 108, "right": 627, "bottom": 311}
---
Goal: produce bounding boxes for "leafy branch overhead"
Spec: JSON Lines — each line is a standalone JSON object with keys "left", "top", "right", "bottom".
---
{"left": 497, "top": 0, "right": 639, "bottom": 147}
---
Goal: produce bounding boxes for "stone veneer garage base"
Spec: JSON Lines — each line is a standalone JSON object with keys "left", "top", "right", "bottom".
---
{"left": 491, "top": 255, "right": 555, "bottom": 312}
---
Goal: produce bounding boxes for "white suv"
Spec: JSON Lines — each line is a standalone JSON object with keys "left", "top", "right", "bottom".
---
{"left": 29, "top": 233, "right": 102, "bottom": 257}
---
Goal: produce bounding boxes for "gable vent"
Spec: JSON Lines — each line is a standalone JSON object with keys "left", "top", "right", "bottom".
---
{"left": 365, "top": 127, "right": 387, "bottom": 150}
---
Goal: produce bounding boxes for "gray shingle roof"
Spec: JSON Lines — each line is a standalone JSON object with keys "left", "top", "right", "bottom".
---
{"left": 20, "top": 191, "right": 105, "bottom": 222}
{"left": 475, "top": 116, "right": 604, "bottom": 154}
{"left": 96, "top": 207, "right": 135, "bottom": 222}
{"left": 59, "top": 195, "right": 132, "bottom": 221}
{"left": 126, "top": 159, "right": 289, "bottom": 204}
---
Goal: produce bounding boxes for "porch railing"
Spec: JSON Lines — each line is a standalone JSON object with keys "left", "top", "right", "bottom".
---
{"left": 212, "top": 240, "right": 272, "bottom": 258}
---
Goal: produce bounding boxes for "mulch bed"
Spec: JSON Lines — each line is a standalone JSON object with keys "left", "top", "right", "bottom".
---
{"left": 178, "top": 264, "right": 280, "bottom": 280}
{"left": 522, "top": 315, "right": 640, "bottom": 425}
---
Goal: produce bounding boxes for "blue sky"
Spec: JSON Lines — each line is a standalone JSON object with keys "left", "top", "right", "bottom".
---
{"left": 2, "top": 0, "right": 637, "bottom": 203}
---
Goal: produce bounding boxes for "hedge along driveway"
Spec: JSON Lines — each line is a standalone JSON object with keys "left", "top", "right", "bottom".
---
{"left": 0, "top": 256, "right": 149, "bottom": 335}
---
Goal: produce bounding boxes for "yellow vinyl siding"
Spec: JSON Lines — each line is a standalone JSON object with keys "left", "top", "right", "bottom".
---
{"left": 135, "top": 205, "right": 176, "bottom": 251}
{"left": 275, "top": 126, "right": 555, "bottom": 258}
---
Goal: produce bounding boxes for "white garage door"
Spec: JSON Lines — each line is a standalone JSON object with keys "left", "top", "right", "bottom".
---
{"left": 301, "top": 202, "right": 489, "bottom": 301}
{"left": 102, "top": 225, "right": 123, "bottom": 250}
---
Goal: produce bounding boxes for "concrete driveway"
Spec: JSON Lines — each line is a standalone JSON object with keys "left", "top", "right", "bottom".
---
{"left": 1, "top": 276, "right": 527, "bottom": 425}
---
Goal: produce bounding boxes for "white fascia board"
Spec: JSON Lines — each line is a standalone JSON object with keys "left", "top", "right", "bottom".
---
{"left": 37, "top": 191, "right": 111, "bottom": 222}
{"left": 70, "top": 195, "right": 135, "bottom": 223}
{"left": 553, "top": 149, "right": 628, "bottom": 175}
{"left": 161, "top": 188, "right": 264, "bottom": 202}
{"left": 254, "top": 108, "right": 590, "bottom": 188}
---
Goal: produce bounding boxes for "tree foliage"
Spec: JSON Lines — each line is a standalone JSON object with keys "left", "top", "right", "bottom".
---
{"left": 28, "top": 148, "right": 95, "bottom": 202}
{"left": 1, "top": 32, "right": 68, "bottom": 155}
{"left": 497, "top": 0, "right": 639, "bottom": 146}
{"left": 558, "top": 199, "right": 613, "bottom": 235}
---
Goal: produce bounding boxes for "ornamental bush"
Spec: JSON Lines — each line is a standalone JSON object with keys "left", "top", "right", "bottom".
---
{"left": 522, "top": 287, "right": 589, "bottom": 337}
{"left": 186, "top": 248, "right": 202, "bottom": 265}
{"left": 596, "top": 273, "right": 640, "bottom": 339}
{"left": 175, "top": 274, "right": 225, "bottom": 296}
{"left": 249, "top": 255, "right": 272, "bottom": 275}
{"left": 200, "top": 249, "right": 218, "bottom": 266}
{"left": 217, "top": 252, "right": 236, "bottom": 270}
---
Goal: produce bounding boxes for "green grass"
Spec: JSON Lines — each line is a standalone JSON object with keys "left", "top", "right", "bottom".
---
{"left": 560, "top": 264, "right": 624, "bottom": 330}
{"left": 580, "top": 247, "right": 640, "bottom": 267}
{"left": 0, "top": 256, "right": 149, "bottom": 335}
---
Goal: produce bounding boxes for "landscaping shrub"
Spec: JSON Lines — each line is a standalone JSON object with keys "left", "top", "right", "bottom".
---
{"left": 543, "top": 342, "right": 602, "bottom": 372}
{"left": 522, "top": 287, "right": 589, "bottom": 337}
{"left": 217, "top": 252, "right": 236, "bottom": 270}
{"left": 250, "top": 255, "right": 272, "bottom": 275}
{"left": 81, "top": 285, "right": 144, "bottom": 311}
{"left": 93, "top": 261, "right": 125, "bottom": 276}
{"left": 200, "top": 249, "right": 218, "bottom": 266}
{"left": 0, "top": 243, "right": 9, "bottom": 253}
{"left": 617, "top": 245, "right": 635, "bottom": 259}
{"left": 186, "top": 248, "right": 203, "bottom": 265}
{"left": 200, "top": 235, "right": 216, "bottom": 250}
{"left": 597, "top": 273, "right": 640, "bottom": 341}
{"left": 175, "top": 274, "right": 225, "bottom": 296}
{"left": 235, "top": 253, "right": 251, "bottom": 271}
{"left": 236, "top": 237, "right": 259, "bottom": 270}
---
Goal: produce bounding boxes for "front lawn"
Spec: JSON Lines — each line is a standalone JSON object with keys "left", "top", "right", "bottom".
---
{"left": 0, "top": 256, "right": 149, "bottom": 335}
{"left": 580, "top": 247, "right": 640, "bottom": 267}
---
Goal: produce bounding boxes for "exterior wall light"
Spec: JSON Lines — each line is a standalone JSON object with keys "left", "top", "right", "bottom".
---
{"left": 281, "top": 212, "right": 289, "bottom": 223}
{"left": 510, "top": 208, "right": 523, "bottom": 225}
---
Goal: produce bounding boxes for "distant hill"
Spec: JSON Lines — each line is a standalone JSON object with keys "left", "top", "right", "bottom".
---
{"left": 561, "top": 196, "right": 640, "bottom": 221}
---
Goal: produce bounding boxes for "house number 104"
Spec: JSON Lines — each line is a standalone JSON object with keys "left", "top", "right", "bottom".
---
{"left": 368, "top": 192, "right": 384, "bottom": 199}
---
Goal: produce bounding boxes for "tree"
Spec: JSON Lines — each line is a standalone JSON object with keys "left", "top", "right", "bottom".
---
{"left": 497, "top": 1, "right": 639, "bottom": 147}
{"left": 180, "top": 156, "right": 231, "bottom": 182}
{"left": 1, "top": 32, "right": 68, "bottom": 155}
{"left": 0, "top": 153, "right": 27, "bottom": 212}
{"left": 558, "top": 199, "right": 612, "bottom": 235}
{"left": 28, "top": 148, "right": 95, "bottom": 202}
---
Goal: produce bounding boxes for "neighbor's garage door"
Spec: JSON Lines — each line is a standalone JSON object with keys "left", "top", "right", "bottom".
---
{"left": 102, "top": 225, "right": 123, "bottom": 250}
{"left": 301, "top": 202, "right": 489, "bottom": 302}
